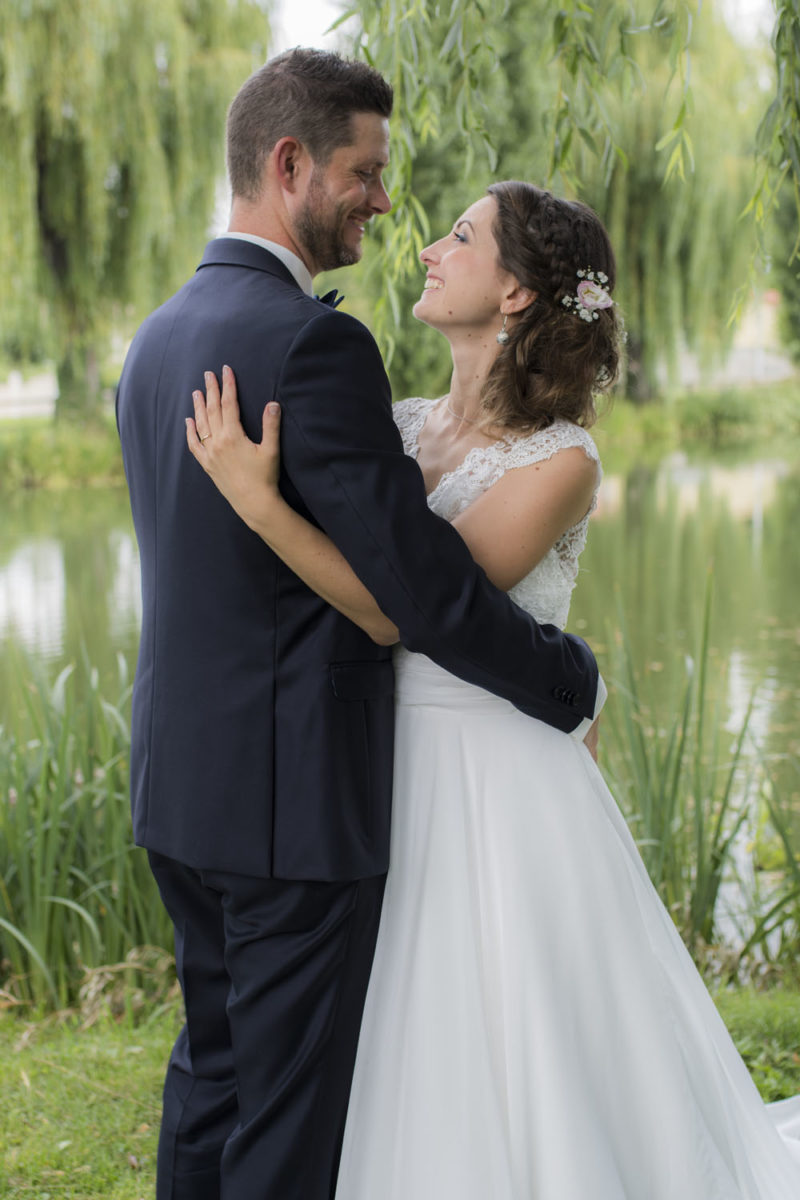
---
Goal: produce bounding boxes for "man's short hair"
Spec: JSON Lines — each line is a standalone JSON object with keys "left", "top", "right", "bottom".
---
{"left": 227, "top": 48, "right": 394, "bottom": 201}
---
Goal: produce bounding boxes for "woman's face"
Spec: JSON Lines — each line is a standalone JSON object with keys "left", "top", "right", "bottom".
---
{"left": 413, "top": 195, "right": 516, "bottom": 337}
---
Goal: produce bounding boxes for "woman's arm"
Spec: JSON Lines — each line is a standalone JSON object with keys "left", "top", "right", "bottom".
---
{"left": 186, "top": 369, "right": 598, "bottom": 651}
{"left": 186, "top": 367, "right": 399, "bottom": 645}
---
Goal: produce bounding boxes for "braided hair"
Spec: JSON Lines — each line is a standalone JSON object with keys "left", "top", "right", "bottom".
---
{"left": 482, "top": 181, "right": 621, "bottom": 433}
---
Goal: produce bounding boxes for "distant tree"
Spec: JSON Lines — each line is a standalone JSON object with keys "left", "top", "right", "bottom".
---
{"left": 0, "top": 0, "right": 269, "bottom": 419}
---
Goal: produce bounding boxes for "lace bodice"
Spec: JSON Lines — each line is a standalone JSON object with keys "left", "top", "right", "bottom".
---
{"left": 393, "top": 396, "right": 601, "bottom": 629}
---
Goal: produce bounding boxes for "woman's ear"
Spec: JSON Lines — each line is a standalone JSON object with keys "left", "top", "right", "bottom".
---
{"left": 503, "top": 284, "right": 537, "bottom": 315}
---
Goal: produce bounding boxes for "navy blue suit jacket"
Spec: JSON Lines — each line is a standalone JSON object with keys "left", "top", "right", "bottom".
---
{"left": 116, "top": 238, "right": 598, "bottom": 881}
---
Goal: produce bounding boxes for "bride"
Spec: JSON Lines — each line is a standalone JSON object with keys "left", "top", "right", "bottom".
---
{"left": 187, "top": 180, "right": 800, "bottom": 1197}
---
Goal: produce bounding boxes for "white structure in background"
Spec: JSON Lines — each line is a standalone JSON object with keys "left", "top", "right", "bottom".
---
{"left": 0, "top": 542, "right": 66, "bottom": 658}
{"left": 0, "top": 370, "right": 58, "bottom": 419}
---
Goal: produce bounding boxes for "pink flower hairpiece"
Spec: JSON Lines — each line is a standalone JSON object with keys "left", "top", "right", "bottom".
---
{"left": 561, "top": 268, "right": 614, "bottom": 322}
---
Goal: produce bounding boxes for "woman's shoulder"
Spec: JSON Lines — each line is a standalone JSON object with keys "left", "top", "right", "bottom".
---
{"left": 500, "top": 418, "right": 601, "bottom": 471}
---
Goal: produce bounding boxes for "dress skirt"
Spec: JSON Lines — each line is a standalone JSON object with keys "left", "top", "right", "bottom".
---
{"left": 335, "top": 650, "right": 800, "bottom": 1199}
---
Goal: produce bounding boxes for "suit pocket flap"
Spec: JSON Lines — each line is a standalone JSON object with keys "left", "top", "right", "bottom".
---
{"left": 329, "top": 660, "right": 395, "bottom": 701}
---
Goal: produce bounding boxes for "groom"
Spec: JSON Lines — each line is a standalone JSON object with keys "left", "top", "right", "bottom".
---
{"left": 117, "top": 48, "right": 601, "bottom": 1200}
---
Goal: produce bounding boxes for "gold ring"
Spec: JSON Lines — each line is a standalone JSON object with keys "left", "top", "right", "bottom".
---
{"left": 200, "top": 433, "right": 212, "bottom": 443}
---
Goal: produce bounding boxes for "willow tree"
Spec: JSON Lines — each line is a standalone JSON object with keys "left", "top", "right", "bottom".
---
{"left": 338, "top": 0, "right": 761, "bottom": 400}
{"left": 340, "top": 0, "right": 699, "bottom": 362}
{"left": 580, "top": 10, "right": 762, "bottom": 399}
{"left": 0, "top": 0, "right": 269, "bottom": 420}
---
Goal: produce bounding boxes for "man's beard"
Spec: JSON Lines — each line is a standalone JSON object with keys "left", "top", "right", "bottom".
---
{"left": 295, "top": 168, "right": 362, "bottom": 272}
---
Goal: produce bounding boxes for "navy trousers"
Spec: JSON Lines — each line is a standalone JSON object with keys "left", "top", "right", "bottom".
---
{"left": 148, "top": 851, "right": 386, "bottom": 1200}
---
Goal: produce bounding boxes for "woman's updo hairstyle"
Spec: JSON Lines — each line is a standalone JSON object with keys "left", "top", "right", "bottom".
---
{"left": 483, "top": 181, "right": 621, "bottom": 432}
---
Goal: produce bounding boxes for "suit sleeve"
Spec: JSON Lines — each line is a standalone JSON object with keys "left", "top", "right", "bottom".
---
{"left": 275, "top": 308, "right": 599, "bottom": 733}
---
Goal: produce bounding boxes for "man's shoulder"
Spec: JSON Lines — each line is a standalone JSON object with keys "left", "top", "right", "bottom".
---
{"left": 288, "top": 302, "right": 382, "bottom": 355}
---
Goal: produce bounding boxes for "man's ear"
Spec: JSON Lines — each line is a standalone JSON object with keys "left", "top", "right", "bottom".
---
{"left": 273, "top": 136, "right": 306, "bottom": 192}
{"left": 504, "top": 284, "right": 537, "bottom": 315}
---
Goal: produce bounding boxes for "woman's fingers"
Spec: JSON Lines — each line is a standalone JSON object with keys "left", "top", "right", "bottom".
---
{"left": 260, "top": 402, "right": 282, "bottom": 487}
{"left": 204, "top": 370, "right": 222, "bottom": 433}
{"left": 220, "top": 364, "right": 243, "bottom": 430}
{"left": 260, "top": 400, "right": 281, "bottom": 445}
{"left": 185, "top": 415, "right": 203, "bottom": 459}
{"left": 192, "top": 389, "right": 213, "bottom": 445}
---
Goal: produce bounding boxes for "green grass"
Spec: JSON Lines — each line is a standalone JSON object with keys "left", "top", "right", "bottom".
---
{"left": 0, "top": 990, "right": 798, "bottom": 1196}
{"left": 0, "top": 1008, "right": 180, "bottom": 1198}
{"left": 714, "top": 988, "right": 800, "bottom": 1102}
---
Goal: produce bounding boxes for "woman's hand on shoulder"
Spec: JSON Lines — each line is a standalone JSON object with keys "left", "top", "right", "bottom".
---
{"left": 186, "top": 364, "right": 283, "bottom": 531}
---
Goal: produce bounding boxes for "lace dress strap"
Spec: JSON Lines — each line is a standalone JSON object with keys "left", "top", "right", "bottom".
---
{"left": 392, "top": 396, "right": 436, "bottom": 457}
{"left": 486, "top": 420, "right": 600, "bottom": 485}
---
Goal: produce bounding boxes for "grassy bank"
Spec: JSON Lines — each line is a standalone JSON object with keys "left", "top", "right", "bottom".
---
{"left": 1, "top": 988, "right": 798, "bottom": 1197}
{"left": 0, "top": 415, "right": 125, "bottom": 491}
{"left": 0, "top": 378, "right": 797, "bottom": 490}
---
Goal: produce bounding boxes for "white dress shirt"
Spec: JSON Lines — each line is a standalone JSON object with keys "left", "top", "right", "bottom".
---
{"left": 222, "top": 232, "right": 314, "bottom": 296}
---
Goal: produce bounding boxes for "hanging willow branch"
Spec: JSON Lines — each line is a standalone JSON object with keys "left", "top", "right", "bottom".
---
{"left": 341, "top": 0, "right": 698, "bottom": 356}
{"left": 749, "top": 0, "right": 800, "bottom": 250}
{"left": 0, "top": 0, "right": 269, "bottom": 419}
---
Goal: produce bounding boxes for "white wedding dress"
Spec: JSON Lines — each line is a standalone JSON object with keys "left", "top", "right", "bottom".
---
{"left": 335, "top": 397, "right": 800, "bottom": 1200}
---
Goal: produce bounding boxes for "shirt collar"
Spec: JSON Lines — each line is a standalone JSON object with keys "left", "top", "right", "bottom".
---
{"left": 221, "top": 233, "right": 314, "bottom": 296}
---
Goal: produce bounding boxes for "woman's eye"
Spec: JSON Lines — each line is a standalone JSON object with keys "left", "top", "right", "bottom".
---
{"left": 453, "top": 231, "right": 467, "bottom": 243}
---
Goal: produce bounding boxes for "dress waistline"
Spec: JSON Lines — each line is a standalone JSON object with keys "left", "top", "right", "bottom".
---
{"left": 393, "top": 647, "right": 519, "bottom": 715}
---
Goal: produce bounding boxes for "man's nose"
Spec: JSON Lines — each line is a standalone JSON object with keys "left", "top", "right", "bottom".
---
{"left": 370, "top": 179, "right": 392, "bottom": 215}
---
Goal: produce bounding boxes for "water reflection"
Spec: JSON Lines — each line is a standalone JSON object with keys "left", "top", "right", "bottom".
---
{"left": 0, "top": 489, "right": 142, "bottom": 715}
{"left": 0, "top": 457, "right": 798, "bottom": 801}
{"left": 0, "top": 539, "right": 65, "bottom": 658}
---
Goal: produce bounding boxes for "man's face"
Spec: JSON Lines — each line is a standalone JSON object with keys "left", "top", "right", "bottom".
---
{"left": 294, "top": 112, "right": 391, "bottom": 274}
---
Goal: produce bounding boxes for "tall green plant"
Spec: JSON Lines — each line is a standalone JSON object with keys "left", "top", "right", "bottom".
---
{"left": 601, "top": 583, "right": 761, "bottom": 956}
{"left": 0, "top": 655, "right": 171, "bottom": 1010}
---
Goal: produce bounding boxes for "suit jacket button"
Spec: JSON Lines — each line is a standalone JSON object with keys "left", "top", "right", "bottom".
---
{"left": 553, "top": 686, "right": 564, "bottom": 701}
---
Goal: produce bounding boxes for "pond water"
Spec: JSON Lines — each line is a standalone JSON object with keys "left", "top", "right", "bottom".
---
{"left": 1, "top": 441, "right": 799, "bottom": 823}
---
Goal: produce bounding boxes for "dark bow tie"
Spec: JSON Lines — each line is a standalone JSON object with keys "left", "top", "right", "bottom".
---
{"left": 316, "top": 289, "right": 345, "bottom": 309}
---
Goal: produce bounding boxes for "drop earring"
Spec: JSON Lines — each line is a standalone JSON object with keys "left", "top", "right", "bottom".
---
{"left": 496, "top": 314, "right": 510, "bottom": 345}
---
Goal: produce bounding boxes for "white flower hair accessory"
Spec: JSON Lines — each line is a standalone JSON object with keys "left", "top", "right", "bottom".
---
{"left": 561, "top": 268, "right": 613, "bottom": 322}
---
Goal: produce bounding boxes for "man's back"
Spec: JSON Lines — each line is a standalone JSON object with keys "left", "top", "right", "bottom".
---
{"left": 117, "top": 243, "right": 395, "bottom": 881}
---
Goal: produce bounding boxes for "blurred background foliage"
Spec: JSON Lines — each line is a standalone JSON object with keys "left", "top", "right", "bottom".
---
{"left": 0, "top": 0, "right": 797, "bottom": 415}
{"left": 1, "top": 0, "right": 271, "bottom": 420}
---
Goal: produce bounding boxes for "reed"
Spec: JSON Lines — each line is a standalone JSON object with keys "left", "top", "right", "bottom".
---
{"left": 0, "top": 654, "right": 171, "bottom": 1011}
{"left": 600, "top": 581, "right": 800, "bottom": 975}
